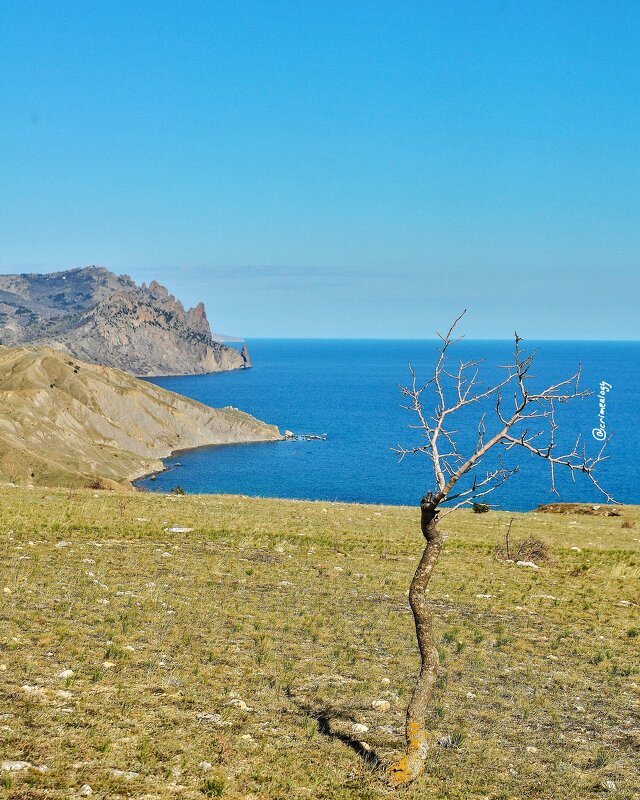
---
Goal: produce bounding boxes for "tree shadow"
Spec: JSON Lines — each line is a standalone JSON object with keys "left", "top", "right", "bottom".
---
{"left": 296, "top": 701, "right": 383, "bottom": 770}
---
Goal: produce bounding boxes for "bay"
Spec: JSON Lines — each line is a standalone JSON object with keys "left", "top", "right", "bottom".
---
{"left": 137, "top": 339, "right": 638, "bottom": 511}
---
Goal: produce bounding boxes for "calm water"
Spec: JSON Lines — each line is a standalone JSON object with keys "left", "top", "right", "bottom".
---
{"left": 137, "top": 340, "right": 638, "bottom": 511}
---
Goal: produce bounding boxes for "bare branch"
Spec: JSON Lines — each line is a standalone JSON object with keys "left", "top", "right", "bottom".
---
{"left": 397, "top": 319, "right": 613, "bottom": 511}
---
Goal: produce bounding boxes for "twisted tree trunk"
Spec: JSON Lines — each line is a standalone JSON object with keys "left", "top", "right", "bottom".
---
{"left": 387, "top": 499, "right": 443, "bottom": 787}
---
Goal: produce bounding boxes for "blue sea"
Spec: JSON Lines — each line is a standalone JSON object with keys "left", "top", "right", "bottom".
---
{"left": 137, "top": 340, "right": 638, "bottom": 511}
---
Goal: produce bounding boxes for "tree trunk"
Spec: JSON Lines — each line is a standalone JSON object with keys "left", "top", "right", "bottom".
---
{"left": 387, "top": 499, "right": 443, "bottom": 787}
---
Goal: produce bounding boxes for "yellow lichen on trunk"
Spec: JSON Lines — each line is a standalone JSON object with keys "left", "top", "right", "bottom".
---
{"left": 387, "top": 502, "right": 442, "bottom": 788}
{"left": 387, "top": 721, "right": 429, "bottom": 786}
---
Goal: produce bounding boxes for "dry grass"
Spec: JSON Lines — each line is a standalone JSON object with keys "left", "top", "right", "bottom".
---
{"left": 0, "top": 486, "right": 638, "bottom": 799}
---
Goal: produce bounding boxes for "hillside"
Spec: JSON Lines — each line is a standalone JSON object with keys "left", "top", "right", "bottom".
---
{"left": 0, "top": 266, "right": 249, "bottom": 376}
{"left": 0, "top": 346, "right": 280, "bottom": 490}
{"left": 0, "top": 488, "right": 637, "bottom": 799}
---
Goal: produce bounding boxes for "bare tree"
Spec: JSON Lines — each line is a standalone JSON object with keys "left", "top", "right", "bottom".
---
{"left": 387, "top": 312, "right": 612, "bottom": 787}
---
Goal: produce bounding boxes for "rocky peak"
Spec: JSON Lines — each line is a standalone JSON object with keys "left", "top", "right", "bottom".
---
{"left": 0, "top": 266, "right": 251, "bottom": 377}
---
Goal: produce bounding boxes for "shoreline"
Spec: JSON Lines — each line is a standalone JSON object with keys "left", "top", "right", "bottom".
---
{"left": 131, "top": 437, "right": 284, "bottom": 488}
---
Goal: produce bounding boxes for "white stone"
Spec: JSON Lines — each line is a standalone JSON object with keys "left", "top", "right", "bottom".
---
{"left": 227, "top": 698, "right": 253, "bottom": 712}
{"left": 526, "top": 746, "right": 538, "bottom": 753}
{"left": 516, "top": 561, "right": 539, "bottom": 569}
{"left": 476, "top": 594, "right": 493, "bottom": 599}
{"left": 165, "top": 527, "right": 193, "bottom": 533}
{"left": 352, "top": 723, "right": 369, "bottom": 734}
{"left": 570, "top": 546, "right": 582, "bottom": 552}
{"left": 381, "top": 677, "right": 391, "bottom": 685}
{"left": 111, "top": 769, "right": 139, "bottom": 780}
{"left": 58, "top": 669, "right": 74, "bottom": 679}
{"left": 3, "top": 587, "right": 11, "bottom": 595}
{"left": 79, "top": 785, "right": 93, "bottom": 796}
{"left": 466, "top": 692, "right": 477, "bottom": 699}
{"left": 199, "top": 761, "right": 213, "bottom": 771}
{"left": 1, "top": 760, "right": 31, "bottom": 771}
{"left": 371, "top": 699, "right": 391, "bottom": 712}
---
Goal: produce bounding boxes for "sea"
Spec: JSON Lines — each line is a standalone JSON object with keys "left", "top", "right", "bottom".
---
{"left": 136, "top": 339, "right": 638, "bottom": 511}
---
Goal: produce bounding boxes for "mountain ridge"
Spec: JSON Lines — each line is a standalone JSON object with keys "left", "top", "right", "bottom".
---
{"left": 0, "top": 345, "right": 280, "bottom": 490}
{"left": 0, "top": 266, "right": 249, "bottom": 376}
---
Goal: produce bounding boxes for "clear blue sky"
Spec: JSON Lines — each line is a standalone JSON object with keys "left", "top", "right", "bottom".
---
{"left": 1, "top": 1, "right": 638, "bottom": 338}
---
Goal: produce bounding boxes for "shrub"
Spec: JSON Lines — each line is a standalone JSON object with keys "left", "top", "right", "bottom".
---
{"left": 472, "top": 502, "right": 490, "bottom": 513}
{"left": 513, "top": 535, "right": 549, "bottom": 562}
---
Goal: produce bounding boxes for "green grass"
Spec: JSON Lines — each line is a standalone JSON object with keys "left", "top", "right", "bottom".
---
{"left": 0, "top": 486, "right": 638, "bottom": 799}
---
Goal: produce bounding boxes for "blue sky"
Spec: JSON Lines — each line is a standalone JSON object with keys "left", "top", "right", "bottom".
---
{"left": 1, "top": 1, "right": 638, "bottom": 338}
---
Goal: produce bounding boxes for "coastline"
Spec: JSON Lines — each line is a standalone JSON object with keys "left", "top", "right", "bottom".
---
{"left": 131, "top": 436, "right": 284, "bottom": 489}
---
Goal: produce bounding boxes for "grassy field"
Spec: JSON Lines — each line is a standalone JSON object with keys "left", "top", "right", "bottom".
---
{"left": 0, "top": 486, "right": 638, "bottom": 800}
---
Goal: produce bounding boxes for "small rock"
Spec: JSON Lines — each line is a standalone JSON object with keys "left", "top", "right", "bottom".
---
{"left": 1, "top": 760, "right": 31, "bottom": 771}
{"left": 238, "top": 733, "right": 255, "bottom": 743}
{"left": 378, "top": 724, "right": 395, "bottom": 734}
{"left": 164, "top": 527, "right": 193, "bottom": 533}
{"left": 575, "top": 705, "right": 586, "bottom": 712}
{"left": 227, "top": 698, "right": 253, "bottom": 712}
{"left": 466, "top": 692, "right": 476, "bottom": 699}
{"left": 476, "top": 594, "right": 493, "bottom": 599}
{"left": 111, "top": 769, "right": 139, "bottom": 780}
{"left": 516, "top": 561, "right": 539, "bottom": 569}
{"left": 56, "top": 690, "right": 73, "bottom": 699}
{"left": 371, "top": 700, "right": 391, "bottom": 712}
{"left": 359, "top": 740, "right": 372, "bottom": 752}
{"left": 58, "top": 669, "right": 74, "bottom": 679}
{"left": 437, "top": 736, "right": 454, "bottom": 748}
{"left": 381, "top": 677, "right": 391, "bottom": 685}
{"left": 55, "top": 541, "right": 72, "bottom": 548}
{"left": 103, "top": 661, "right": 116, "bottom": 669}
{"left": 602, "top": 780, "right": 617, "bottom": 792}
{"left": 199, "top": 761, "right": 213, "bottom": 771}
{"left": 570, "top": 546, "right": 582, "bottom": 552}
{"left": 526, "top": 746, "right": 538, "bottom": 753}
{"left": 352, "top": 723, "right": 369, "bottom": 734}
{"left": 79, "top": 785, "right": 93, "bottom": 796}
{"left": 3, "top": 587, "right": 11, "bottom": 595}
{"left": 22, "top": 684, "right": 44, "bottom": 694}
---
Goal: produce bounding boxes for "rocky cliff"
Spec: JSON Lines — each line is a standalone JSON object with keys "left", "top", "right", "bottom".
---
{"left": 0, "top": 266, "right": 249, "bottom": 376}
{"left": 0, "top": 346, "right": 280, "bottom": 490}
